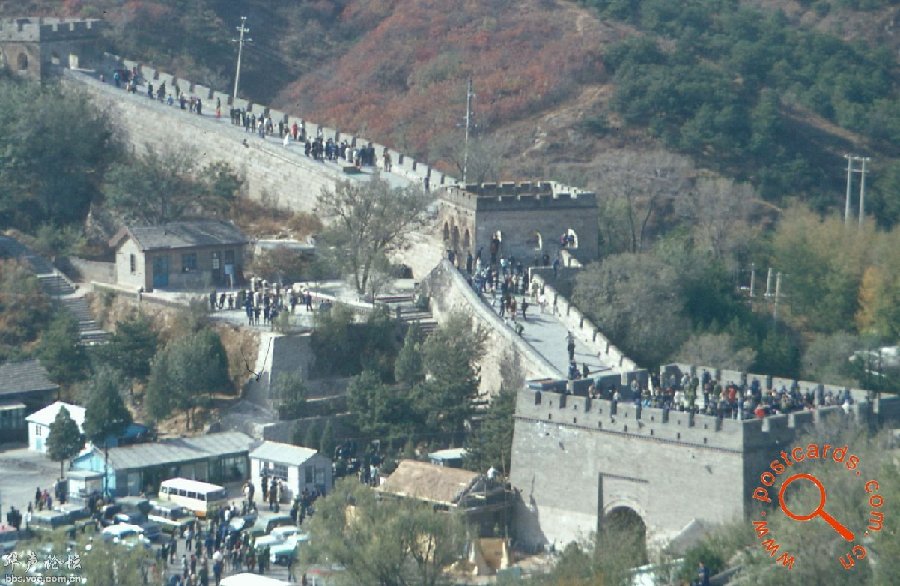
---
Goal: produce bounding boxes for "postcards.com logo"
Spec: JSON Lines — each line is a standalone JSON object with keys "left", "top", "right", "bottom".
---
{"left": 750, "top": 442, "right": 885, "bottom": 571}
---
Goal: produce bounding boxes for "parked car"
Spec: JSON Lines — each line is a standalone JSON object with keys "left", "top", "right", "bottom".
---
{"left": 100, "top": 523, "right": 151, "bottom": 549}
{"left": 270, "top": 533, "right": 309, "bottom": 566}
{"left": 148, "top": 502, "right": 195, "bottom": 537}
{"left": 254, "top": 513, "right": 294, "bottom": 534}
{"left": 29, "top": 511, "right": 76, "bottom": 539}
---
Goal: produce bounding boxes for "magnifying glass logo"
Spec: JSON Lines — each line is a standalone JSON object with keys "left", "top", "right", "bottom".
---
{"left": 778, "top": 473, "right": 855, "bottom": 542}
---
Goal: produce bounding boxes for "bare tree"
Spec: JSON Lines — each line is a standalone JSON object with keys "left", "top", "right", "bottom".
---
{"left": 317, "top": 174, "right": 431, "bottom": 294}
{"left": 675, "top": 176, "right": 761, "bottom": 262}
{"left": 596, "top": 152, "right": 690, "bottom": 254}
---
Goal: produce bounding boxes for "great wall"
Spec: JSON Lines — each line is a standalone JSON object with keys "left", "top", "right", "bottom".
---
{"left": 4, "top": 22, "right": 899, "bottom": 553}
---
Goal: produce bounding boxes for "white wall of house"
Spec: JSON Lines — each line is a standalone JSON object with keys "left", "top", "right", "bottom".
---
{"left": 250, "top": 454, "right": 333, "bottom": 501}
{"left": 114, "top": 237, "right": 147, "bottom": 291}
{"left": 29, "top": 421, "right": 49, "bottom": 453}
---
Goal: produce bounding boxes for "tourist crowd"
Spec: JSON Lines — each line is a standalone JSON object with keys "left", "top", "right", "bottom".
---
{"left": 208, "top": 278, "right": 316, "bottom": 328}
{"left": 579, "top": 371, "right": 857, "bottom": 422}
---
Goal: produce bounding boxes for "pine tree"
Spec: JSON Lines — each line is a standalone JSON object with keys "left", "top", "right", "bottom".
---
{"left": 394, "top": 323, "right": 424, "bottom": 386}
{"left": 319, "top": 419, "right": 336, "bottom": 459}
{"left": 82, "top": 368, "right": 132, "bottom": 495}
{"left": 303, "top": 421, "right": 320, "bottom": 450}
{"left": 38, "top": 311, "right": 88, "bottom": 386}
{"left": 46, "top": 406, "right": 85, "bottom": 479}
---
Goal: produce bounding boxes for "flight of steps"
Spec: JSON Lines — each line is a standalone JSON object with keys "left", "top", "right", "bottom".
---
{"left": 0, "top": 236, "right": 111, "bottom": 346}
{"left": 60, "top": 296, "right": 110, "bottom": 346}
{"left": 378, "top": 294, "right": 437, "bottom": 336}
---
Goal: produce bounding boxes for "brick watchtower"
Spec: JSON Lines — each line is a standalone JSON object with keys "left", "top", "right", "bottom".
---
{"left": 0, "top": 17, "right": 105, "bottom": 81}
{"left": 436, "top": 181, "right": 599, "bottom": 267}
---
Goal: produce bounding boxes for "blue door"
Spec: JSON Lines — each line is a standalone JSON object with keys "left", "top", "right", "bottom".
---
{"left": 152, "top": 256, "right": 169, "bottom": 289}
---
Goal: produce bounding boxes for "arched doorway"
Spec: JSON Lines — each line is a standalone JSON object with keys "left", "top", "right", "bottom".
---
{"left": 565, "top": 228, "right": 579, "bottom": 249}
{"left": 50, "top": 51, "right": 61, "bottom": 66}
{"left": 451, "top": 226, "right": 461, "bottom": 253}
{"left": 533, "top": 231, "right": 543, "bottom": 251}
{"left": 462, "top": 229, "right": 471, "bottom": 253}
{"left": 17, "top": 52, "right": 28, "bottom": 71}
{"left": 442, "top": 221, "right": 450, "bottom": 243}
{"left": 601, "top": 506, "right": 648, "bottom": 564}
{"left": 489, "top": 231, "right": 502, "bottom": 265}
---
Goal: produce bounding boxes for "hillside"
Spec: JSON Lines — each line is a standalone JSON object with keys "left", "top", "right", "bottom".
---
{"left": 3, "top": 0, "right": 899, "bottom": 229}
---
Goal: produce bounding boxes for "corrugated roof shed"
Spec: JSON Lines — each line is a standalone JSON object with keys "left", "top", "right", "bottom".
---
{"left": 250, "top": 441, "right": 319, "bottom": 466}
{"left": 111, "top": 220, "right": 248, "bottom": 251}
{"left": 0, "top": 359, "right": 58, "bottom": 397}
{"left": 26, "top": 401, "right": 86, "bottom": 428}
{"left": 379, "top": 460, "right": 479, "bottom": 506}
{"left": 102, "top": 431, "right": 256, "bottom": 471}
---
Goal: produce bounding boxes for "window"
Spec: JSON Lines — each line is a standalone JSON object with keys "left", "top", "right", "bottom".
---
{"left": 35, "top": 425, "right": 42, "bottom": 437}
{"left": 305, "top": 467, "right": 313, "bottom": 484}
{"left": 129, "top": 254, "right": 136, "bottom": 274}
{"left": 181, "top": 253, "right": 197, "bottom": 273}
{"left": 223, "top": 250, "right": 235, "bottom": 264}
{"left": 265, "top": 461, "right": 288, "bottom": 481}
{"left": 211, "top": 251, "right": 220, "bottom": 270}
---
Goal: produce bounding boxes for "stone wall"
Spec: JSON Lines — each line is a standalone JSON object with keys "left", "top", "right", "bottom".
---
{"left": 59, "top": 257, "right": 115, "bottom": 284}
{"left": 420, "top": 260, "right": 560, "bottom": 394}
{"left": 65, "top": 70, "right": 346, "bottom": 213}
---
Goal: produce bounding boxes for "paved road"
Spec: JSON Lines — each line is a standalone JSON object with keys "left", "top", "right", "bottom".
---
{"left": 0, "top": 447, "right": 62, "bottom": 516}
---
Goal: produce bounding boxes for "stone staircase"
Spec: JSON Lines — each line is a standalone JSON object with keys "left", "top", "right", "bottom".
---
{"left": 60, "top": 296, "right": 110, "bottom": 346}
{"left": 378, "top": 294, "right": 437, "bottom": 336}
{"left": 0, "top": 236, "right": 109, "bottom": 346}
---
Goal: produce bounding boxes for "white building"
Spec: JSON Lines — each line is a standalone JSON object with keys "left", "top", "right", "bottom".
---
{"left": 26, "top": 401, "right": 86, "bottom": 454}
{"left": 249, "top": 441, "right": 333, "bottom": 501}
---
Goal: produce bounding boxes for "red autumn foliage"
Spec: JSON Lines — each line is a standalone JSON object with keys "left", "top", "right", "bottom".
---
{"left": 274, "top": 0, "right": 608, "bottom": 160}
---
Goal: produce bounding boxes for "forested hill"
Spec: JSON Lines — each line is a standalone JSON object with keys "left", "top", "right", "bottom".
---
{"left": 5, "top": 0, "right": 899, "bottom": 225}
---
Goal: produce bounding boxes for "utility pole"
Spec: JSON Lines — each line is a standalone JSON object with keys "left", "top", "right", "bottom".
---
{"left": 859, "top": 156, "right": 869, "bottom": 229}
{"left": 844, "top": 155, "right": 854, "bottom": 224}
{"left": 232, "top": 16, "right": 252, "bottom": 104}
{"left": 843, "top": 155, "right": 871, "bottom": 227}
{"left": 773, "top": 272, "right": 783, "bottom": 322}
{"left": 462, "top": 77, "right": 474, "bottom": 185}
{"left": 749, "top": 263, "right": 756, "bottom": 298}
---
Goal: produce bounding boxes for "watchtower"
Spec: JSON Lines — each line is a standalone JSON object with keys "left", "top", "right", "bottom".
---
{"left": 509, "top": 366, "right": 900, "bottom": 551}
{"left": 0, "top": 17, "right": 105, "bottom": 81}
{"left": 436, "top": 181, "right": 599, "bottom": 267}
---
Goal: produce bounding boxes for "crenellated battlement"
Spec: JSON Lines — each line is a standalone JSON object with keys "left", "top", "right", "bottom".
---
{"left": 0, "top": 17, "right": 103, "bottom": 42}
{"left": 513, "top": 387, "right": 871, "bottom": 453}
{"left": 440, "top": 181, "right": 596, "bottom": 212}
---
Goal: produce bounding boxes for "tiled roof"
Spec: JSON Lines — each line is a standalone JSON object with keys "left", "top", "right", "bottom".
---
{"left": 0, "top": 359, "right": 58, "bottom": 397}
{"left": 378, "top": 460, "right": 478, "bottom": 506}
{"left": 111, "top": 220, "right": 248, "bottom": 251}
{"left": 99, "top": 432, "right": 256, "bottom": 471}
